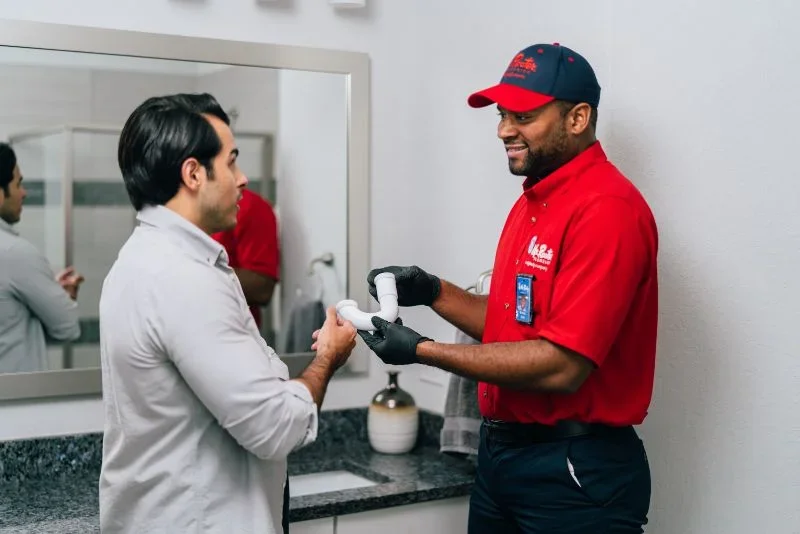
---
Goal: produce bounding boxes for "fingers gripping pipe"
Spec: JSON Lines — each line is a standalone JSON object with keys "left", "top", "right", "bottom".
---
{"left": 336, "top": 272, "right": 399, "bottom": 331}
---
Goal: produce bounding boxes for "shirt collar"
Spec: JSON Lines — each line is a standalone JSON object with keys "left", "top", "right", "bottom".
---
{"left": 136, "top": 205, "right": 228, "bottom": 267}
{"left": 523, "top": 141, "right": 608, "bottom": 201}
{"left": 0, "top": 217, "right": 19, "bottom": 236}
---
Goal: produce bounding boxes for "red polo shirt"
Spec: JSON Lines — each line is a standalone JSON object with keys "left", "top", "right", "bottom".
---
{"left": 479, "top": 142, "right": 659, "bottom": 426}
{"left": 212, "top": 188, "right": 280, "bottom": 328}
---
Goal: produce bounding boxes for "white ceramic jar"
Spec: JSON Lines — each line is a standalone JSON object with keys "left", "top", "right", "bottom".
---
{"left": 367, "top": 370, "right": 419, "bottom": 454}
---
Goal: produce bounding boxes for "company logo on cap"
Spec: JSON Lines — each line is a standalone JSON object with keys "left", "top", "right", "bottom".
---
{"left": 503, "top": 53, "right": 537, "bottom": 80}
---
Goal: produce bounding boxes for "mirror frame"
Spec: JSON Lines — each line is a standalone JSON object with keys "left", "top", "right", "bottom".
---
{"left": 0, "top": 19, "right": 371, "bottom": 401}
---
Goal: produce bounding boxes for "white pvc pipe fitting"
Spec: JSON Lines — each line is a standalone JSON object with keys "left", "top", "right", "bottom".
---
{"left": 336, "top": 272, "right": 399, "bottom": 331}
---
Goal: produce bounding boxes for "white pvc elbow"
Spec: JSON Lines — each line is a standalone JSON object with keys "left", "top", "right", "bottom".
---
{"left": 336, "top": 272, "right": 399, "bottom": 331}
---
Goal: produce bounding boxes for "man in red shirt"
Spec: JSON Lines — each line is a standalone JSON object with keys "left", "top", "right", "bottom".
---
{"left": 212, "top": 187, "right": 280, "bottom": 329}
{"left": 360, "top": 43, "right": 658, "bottom": 533}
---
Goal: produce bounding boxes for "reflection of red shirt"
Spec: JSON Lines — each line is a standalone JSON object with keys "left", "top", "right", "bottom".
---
{"left": 212, "top": 188, "right": 280, "bottom": 328}
{"left": 480, "top": 142, "right": 659, "bottom": 427}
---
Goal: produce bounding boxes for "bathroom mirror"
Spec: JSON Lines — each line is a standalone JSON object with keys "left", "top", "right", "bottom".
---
{"left": 0, "top": 20, "right": 371, "bottom": 401}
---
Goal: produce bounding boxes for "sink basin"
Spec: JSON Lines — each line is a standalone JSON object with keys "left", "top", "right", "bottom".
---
{"left": 289, "top": 470, "right": 378, "bottom": 497}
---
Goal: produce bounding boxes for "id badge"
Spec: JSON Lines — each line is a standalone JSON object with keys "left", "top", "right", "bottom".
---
{"left": 515, "top": 274, "right": 534, "bottom": 324}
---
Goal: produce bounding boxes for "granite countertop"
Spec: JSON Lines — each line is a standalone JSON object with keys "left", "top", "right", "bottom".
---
{"left": 0, "top": 410, "right": 477, "bottom": 533}
{"left": 287, "top": 443, "right": 476, "bottom": 522}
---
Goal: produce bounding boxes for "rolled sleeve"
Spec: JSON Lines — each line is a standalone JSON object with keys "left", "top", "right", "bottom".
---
{"left": 283, "top": 380, "right": 319, "bottom": 450}
{"left": 151, "top": 265, "right": 316, "bottom": 460}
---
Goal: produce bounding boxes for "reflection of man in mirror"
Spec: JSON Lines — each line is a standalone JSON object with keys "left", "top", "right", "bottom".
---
{"left": 100, "top": 92, "right": 357, "bottom": 534}
{"left": 0, "top": 143, "right": 83, "bottom": 373}
{"left": 211, "top": 187, "right": 280, "bottom": 330}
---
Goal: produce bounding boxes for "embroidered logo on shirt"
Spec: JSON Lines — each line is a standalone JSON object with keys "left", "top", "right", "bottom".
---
{"left": 525, "top": 235, "right": 554, "bottom": 272}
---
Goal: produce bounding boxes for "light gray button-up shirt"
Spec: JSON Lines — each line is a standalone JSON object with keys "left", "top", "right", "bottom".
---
{"left": 99, "top": 206, "right": 318, "bottom": 534}
{"left": 0, "top": 218, "right": 80, "bottom": 373}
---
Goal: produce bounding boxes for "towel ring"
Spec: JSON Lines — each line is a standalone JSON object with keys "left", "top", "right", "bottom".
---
{"left": 304, "top": 252, "right": 336, "bottom": 303}
{"left": 308, "top": 252, "right": 334, "bottom": 275}
{"left": 466, "top": 269, "right": 493, "bottom": 294}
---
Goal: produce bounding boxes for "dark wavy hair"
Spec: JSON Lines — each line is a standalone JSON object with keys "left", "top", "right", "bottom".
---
{"left": 117, "top": 93, "right": 230, "bottom": 211}
{"left": 0, "top": 142, "right": 18, "bottom": 196}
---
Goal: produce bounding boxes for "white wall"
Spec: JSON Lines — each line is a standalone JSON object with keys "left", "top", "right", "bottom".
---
{"left": 275, "top": 69, "right": 348, "bottom": 319}
{"left": 0, "top": 1, "right": 797, "bottom": 532}
{"left": 196, "top": 65, "right": 280, "bottom": 135}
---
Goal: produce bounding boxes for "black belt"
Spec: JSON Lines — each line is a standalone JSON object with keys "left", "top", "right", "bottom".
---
{"left": 482, "top": 418, "right": 631, "bottom": 443}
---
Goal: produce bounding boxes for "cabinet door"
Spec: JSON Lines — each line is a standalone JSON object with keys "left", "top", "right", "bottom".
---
{"left": 336, "top": 497, "right": 469, "bottom": 534}
{"left": 290, "top": 517, "right": 335, "bottom": 534}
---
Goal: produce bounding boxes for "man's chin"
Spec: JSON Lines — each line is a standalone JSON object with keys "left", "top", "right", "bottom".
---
{"left": 217, "top": 222, "right": 236, "bottom": 234}
{"left": 223, "top": 214, "right": 239, "bottom": 231}
{"left": 508, "top": 163, "right": 530, "bottom": 177}
{"left": 0, "top": 212, "right": 20, "bottom": 225}
{"left": 206, "top": 219, "right": 237, "bottom": 236}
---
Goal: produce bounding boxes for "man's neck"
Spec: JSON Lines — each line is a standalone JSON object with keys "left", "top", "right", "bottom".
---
{"left": 0, "top": 215, "right": 17, "bottom": 234}
{"left": 164, "top": 197, "right": 208, "bottom": 234}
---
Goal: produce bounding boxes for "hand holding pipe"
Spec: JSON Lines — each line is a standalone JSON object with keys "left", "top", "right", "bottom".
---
{"left": 336, "top": 272, "right": 399, "bottom": 331}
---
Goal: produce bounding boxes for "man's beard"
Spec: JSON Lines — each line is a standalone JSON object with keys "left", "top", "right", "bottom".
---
{"left": 0, "top": 205, "right": 19, "bottom": 225}
{"left": 508, "top": 125, "right": 570, "bottom": 180}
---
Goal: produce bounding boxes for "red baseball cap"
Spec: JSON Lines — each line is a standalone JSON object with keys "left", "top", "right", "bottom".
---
{"left": 468, "top": 43, "right": 601, "bottom": 113}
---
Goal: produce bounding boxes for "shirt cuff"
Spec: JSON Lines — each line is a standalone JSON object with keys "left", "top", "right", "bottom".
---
{"left": 284, "top": 379, "right": 319, "bottom": 450}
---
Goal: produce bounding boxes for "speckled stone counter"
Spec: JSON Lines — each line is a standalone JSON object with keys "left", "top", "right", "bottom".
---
{"left": 0, "top": 409, "right": 476, "bottom": 532}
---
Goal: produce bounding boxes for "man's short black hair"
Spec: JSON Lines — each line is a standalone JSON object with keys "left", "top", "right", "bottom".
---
{"left": 0, "top": 142, "right": 17, "bottom": 196}
{"left": 118, "top": 93, "right": 230, "bottom": 211}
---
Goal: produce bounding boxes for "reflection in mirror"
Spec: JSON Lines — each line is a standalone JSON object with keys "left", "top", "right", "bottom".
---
{"left": 0, "top": 47, "right": 348, "bottom": 376}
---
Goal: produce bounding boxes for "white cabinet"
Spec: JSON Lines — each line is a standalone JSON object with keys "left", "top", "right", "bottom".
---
{"left": 335, "top": 496, "right": 469, "bottom": 534}
{"left": 291, "top": 517, "right": 335, "bottom": 534}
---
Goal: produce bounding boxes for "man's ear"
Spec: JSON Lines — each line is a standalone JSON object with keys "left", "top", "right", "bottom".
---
{"left": 566, "top": 103, "right": 592, "bottom": 136}
{"left": 180, "top": 158, "right": 203, "bottom": 192}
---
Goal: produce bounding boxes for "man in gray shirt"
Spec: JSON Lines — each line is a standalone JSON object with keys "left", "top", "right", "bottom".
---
{"left": 0, "top": 143, "right": 83, "bottom": 373}
{"left": 99, "top": 93, "right": 358, "bottom": 534}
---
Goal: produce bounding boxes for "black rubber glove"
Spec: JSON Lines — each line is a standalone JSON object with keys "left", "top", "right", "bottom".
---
{"left": 367, "top": 265, "right": 441, "bottom": 307}
{"left": 357, "top": 316, "right": 433, "bottom": 366}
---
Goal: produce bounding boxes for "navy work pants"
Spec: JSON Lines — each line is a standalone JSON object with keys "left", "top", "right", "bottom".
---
{"left": 283, "top": 475, "right": 290, "bottom": 533}
{"left": 468, "top": 423, "right": 651, "bottom": 533}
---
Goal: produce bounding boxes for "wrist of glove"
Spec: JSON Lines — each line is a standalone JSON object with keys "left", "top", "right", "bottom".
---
{"left": 367, "top": 265, "right": 441, "bottom": 307}
{"left": 357, "top": 316, "right": 432, "bottom": 366}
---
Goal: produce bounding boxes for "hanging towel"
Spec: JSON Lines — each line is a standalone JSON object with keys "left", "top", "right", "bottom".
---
{"left": 439, "top": 328, "right": 482, "bottom": 460}
{"left": 280, "top": 298, "right": 325, "bottom": 354}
